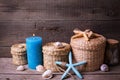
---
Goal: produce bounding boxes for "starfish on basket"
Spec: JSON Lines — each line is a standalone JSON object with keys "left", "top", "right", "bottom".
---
{"left": 71, "top": 28, "right": 100, "bottom": 41}
{"left": 56, "top": 52, "right": 87, "bottom": 80}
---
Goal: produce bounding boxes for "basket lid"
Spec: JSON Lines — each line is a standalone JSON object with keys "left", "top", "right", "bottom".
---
{"left": 42, "top": 42, "right": 71, "bottom": 55}
{"left": 11, "top": 43, "right": 26, "bottom": 53}
{"left": 70, "top": 29, "right": 106, "bottom": 50}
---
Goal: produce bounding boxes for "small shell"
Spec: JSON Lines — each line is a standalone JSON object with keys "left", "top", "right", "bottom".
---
{"left": 36, "top": 65, "right": 46, "bottom": 73}
{"left": 16, "top": 65, "right": 25, "bottom": 71}
{"left": 42, "top": 70, "right": 53, "bottom": 79}
{"left": 100, "top": 64, "right": 109, "bottom": 72}
{"left": 54, "top": 42, "right": 64, "bottom": 48}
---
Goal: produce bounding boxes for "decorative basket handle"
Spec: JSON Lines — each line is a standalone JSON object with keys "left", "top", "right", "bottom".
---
{"left": 72, "top": 28, "right": 100, "bottom": 41}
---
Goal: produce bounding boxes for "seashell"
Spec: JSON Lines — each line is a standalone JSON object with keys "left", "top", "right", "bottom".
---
{"left": 16, "top": 65, "right": 25, "bottom": 71}
{"left": 100, "top": 64, "right": 109, "bottom": 72}
{"left": 36, "top": 65, "right": 46, "bottom": 73}
{"left": 42, "top": 70, "right": 53, "bottom": 79}
{"left": 54, "top": 42, "right": 64, "bottom": 49}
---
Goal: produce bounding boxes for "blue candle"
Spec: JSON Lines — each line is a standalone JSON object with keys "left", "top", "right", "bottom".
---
{"left": 26, "top": 35, "right": 43, "bottom": 69}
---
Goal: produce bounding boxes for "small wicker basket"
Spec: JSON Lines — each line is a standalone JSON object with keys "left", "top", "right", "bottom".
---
{"left": 42, "top": 42, "right": 71, "bottom": 72}
{"left": 70, "top": 29, "right": 106, "bottom": 72}
{"left": 11, "top": 43, "right": 27, "bottom": 65}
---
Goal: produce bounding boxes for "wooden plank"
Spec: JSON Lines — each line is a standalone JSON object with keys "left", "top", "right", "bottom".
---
{"left": 0, "top": 0, "right": 119, "bottom": 10}
{"left": 0, "top": 58, "right": 120, "bottom": 75}
{"left": 0, "top": 58, "right": 120, "bottom": 80}
{"left": 36, "top": 20, "right": 120, "bottom": 32}
{"left": 0, "top": 20, "right": 120, "bottom": 57}
{"left": 0, "top": 47, "right": 11, "bottom": 57}
{"left": 0, "top": 20, "right": 119, "bottom": 36}
{"left": 36, "top": 20, "right": 120, "bottom": 40}
{"left": 0, "top": 21, "right": 35, "bottom": 47}
{"left": 0, "top": 58, "right": 120, "bottom": 79}
{"left": 0, "top": 0, "right": 119, "bottom": 20}
{"left": 0, "top": 21, "right": 35, "bottom": 30}
{"left": 0, "top": 0, "right": 105, "bottom": 10}
{"left": 0, "top": 9, "right": 119, "bottom": 20}
{"left": 0, "top": 35, "right": 18, "bottom": 46}
{"left": 0, "top": 74, "right": 120, "bottom": 80}
{"left": 0, "top": 20, "right": 119, "bottom": 54}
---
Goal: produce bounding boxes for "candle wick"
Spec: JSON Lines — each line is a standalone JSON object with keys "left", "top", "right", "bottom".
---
{"left": 33, "top": 34, "right": 35, "bottom": 36}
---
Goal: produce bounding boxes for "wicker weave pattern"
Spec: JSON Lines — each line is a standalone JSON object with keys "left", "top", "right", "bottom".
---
{"left": 11, "top": 43, "right": 27, "bottom": 65}
{"left": 12, "top": 54, "right": 27, "bottom": 65}
{"left": 43, "top": 42, "right": 71, "bottom": 72}
{"left": 71, "top": 34, "right": 106, "bottom": 72}
{"left": 44, "top": 54, "right": 68, "bottom": 72}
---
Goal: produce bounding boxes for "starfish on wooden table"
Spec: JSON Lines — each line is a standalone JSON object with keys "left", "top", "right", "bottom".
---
{"left": 56, "top": 52, "right": 87, "bottom": 80}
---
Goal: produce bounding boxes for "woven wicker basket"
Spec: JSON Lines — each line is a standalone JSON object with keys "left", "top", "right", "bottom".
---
{"left": 70, "top": 30, "right": 106, "bottom": 72}
{"left": 42, "top": 42, "right": 71, "bottom": 72}
{"left": 11, "top": 43, "right": 27, "bottom": 65}
{"left": 12, "top": 54, "right": 27, "bottom": 65}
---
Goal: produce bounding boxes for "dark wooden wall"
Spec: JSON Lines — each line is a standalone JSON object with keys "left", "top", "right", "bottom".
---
{"left": 0, "top": 0, "right": 120, "bottom": 57}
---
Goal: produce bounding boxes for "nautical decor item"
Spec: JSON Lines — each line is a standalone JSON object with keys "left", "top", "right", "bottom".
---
{"left": 26, "top": 34, "right": 43, "bottom": 69}
{"left": 42, "top": 70, "right": 53, "bottom": 79}
{"left": 100, "top": 64, "right": 109, "bottom": 72}
{"left": 16, "top": 65, "right": 25, "bottom": 71}
{"left": 70, "top": 29, "right": 106, "bottom": 71}
{"left": 56, "top": 52, "right": 87, "bottom": 79}
{"left": 36, "top": 65, "right": 46, "bottom": 73}
{"left": 11, "top": 43, "right": 27, "bottom": 65}
{"left": 42, "top": 42, "right": 71, "bottom": 72}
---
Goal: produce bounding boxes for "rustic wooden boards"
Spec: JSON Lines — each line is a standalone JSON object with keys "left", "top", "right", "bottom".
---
{"left": 0, "top": 9, "right": 119, "bottom": 20}
{"left": 0, "top": 21, "right": 120, "bottom": 45}
{"left": 0, "top": 75, "right": 120, "bottom": 80}
{"left": 0, "top": 0, "right": 119, "bottom": 20}
{"left": 0, "top": 58, "right": 120, "bottom": 80}
{"left": 0, "top": 20, "right": 120, "bottom": 57}
{"left": 0, "top": 0, "right": 120, "bottom": 57}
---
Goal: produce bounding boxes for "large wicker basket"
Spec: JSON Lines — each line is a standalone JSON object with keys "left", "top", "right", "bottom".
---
{"left": 70, "top": 29, "right": 106, "bottom": 71}
{"left": 42, "top": 42, "right": 71, "bottom": 72}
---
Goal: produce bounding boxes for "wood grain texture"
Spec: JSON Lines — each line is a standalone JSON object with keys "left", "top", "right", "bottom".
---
{"left": 0, "top": 58, "right": 119, "bottom": 74}
{"left": 0, "top": 58, "right": 120, "bottom": 80}
{"left": 0, "top": 20, "right": 120, "bottom": 46}
{"left": 0, "top": 9, "right": 119, "bottom": 20}
{"left": 0, "top": 47, "right": 11, "bottom": 57}
{"left": 0, "top": 0, "right": 120, "bottom": 57}
{"left": 0, "top": 0, "right": 119, "bottom": 20}
{"left": 0, "top": 20, "right": 120, "bottom": 57}
{"left": 0, "top": 0, "right": 119, "bottom": 9}
{"left": 0, "top": 75, "right": 120, "bottom": 80}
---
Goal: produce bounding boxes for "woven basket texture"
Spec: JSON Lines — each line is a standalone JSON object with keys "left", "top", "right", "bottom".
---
{"left": 12, "top": 54, "right": 27, "bottom": 65}
{"left": 42, "top": 42, "right": 71, "bottom": 72}
{"left": 11, "top": 43, "right": 27, "bottom": 65}
{"left": 70, "top": 34, "right": 106, "bottom": 71}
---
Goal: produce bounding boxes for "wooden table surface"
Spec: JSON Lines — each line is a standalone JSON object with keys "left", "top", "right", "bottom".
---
{"left": 0, "top": 58, "right": 120, "bottom": 80}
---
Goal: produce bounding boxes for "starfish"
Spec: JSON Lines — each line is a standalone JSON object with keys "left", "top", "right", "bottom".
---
{"left": 56, "top": 52, "right": 87, "bottom": 80}
{"left": 71, "top": 29, "right": 100, "bottom": 41}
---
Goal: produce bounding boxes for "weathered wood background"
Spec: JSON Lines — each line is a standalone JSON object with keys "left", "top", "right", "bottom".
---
{"left": 0, "top": 0, "right": 120, "bottom": 57}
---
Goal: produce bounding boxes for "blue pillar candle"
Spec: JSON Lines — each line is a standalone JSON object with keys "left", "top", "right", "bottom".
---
{"left": 26, "top": 35, "right": 43, "bottom": 69}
